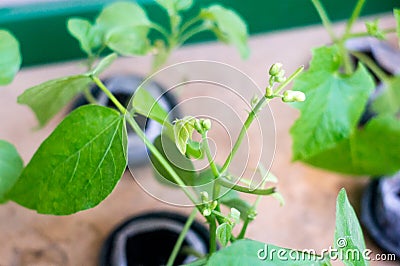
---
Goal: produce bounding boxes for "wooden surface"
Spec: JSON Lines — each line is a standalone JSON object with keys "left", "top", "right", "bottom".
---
{"left": 0, "top": 15, "right": 398, "bottom": 265}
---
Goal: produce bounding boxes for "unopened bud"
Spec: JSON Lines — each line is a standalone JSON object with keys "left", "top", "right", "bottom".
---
{"left": 269, "top": 63, "right": 283, "bottom": 76}
{"left": 200, "top": 191, "right": 209, "bottom": 202}
{"left": 282, "top": 90, "right": 306, "bottom": 102}
{"left": 194, "top": 119, "right": 202, "bottom": 133}
{"left": 202, "top": 208, "right": 211, "bottom": 217}
{"left": 265, "top": 87, "right": 274, "bottom": 98}
{"left": 201, "top": 119, "right": 212, "bottom": 131}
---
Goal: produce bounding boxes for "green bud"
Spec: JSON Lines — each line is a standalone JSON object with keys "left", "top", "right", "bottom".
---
{"left": 274, "top": 70, "right": 286, "bottom": 83}
{"left": 265, "top": 87, "right": 274, "bottom": 98}
{"left": 282, "top": 90, "right": 306, "bottom": 102}
{"left": 201, "top": 119, "right": 212, "bottom": 131}
{"left": 248, "top": 209, "right": 257, "bottom": 220}
{"left": 269, "top": 63, "right": 283, "bottom": 76}
{"left": 202, "top": 208, "right": 211, "bottom": 217}
{"left": 211, "top": 200, "right": 218, "bottom": 210}
{"left": 194, "top": 119, "right": 203, "bottom": 133}
{"left": 200, "top": 191, "right": 209, "bottom": 202}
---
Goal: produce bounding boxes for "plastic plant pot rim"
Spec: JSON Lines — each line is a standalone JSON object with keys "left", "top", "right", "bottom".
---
{"left": 361, "top": 177, "right": 400, "bottom": 260}
{"left": 99, "top": 211, "right": 210, "bottom": 266}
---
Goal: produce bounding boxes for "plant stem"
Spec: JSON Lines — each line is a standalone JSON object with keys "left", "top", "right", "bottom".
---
{"left": 237, "top": 218, "right": 250, "bottom": 239}
{"left": 217, "top": 178, "right": 276, "bottom": 195}
{"left": 167, "top": 208, "right": 198, "bottom": 266}
{"left": 92, "top": 76, "right": 127, "bottom": 114}
{"left": 338, "top": 41, "right": 354, "bottom": 74}
{"left": 344, "top": 0, "right": 366, "bottom": 37}
{"left": 151, "top": 22, "right": 171, "bottom": 40}
{"left": 179, "top": 24, "right": 209, "bottom": 45}
{"left": 83, "top": 88, "right": 98, "bottom": 104}
{"left": 209, "top": 215, "right": 217, "bottom": 254}
{"left": 351, "top": 51, "right": 390, "bottom": 82}
{"left": 347, "top": 28, "right": 396, "bottom": 38}
{"left": 201, "top": 132, "right": 219, "bottom": 178}
{"left": 311, "top": 0, "right": 337, "bottom": 41}
{"left": 180, "top": 15, "right": 202, "bottom": 35}
{"left": 220, "top": 66, "right": 304, "bottom": 175}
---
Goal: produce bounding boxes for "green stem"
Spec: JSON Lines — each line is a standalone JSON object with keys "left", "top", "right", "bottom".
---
{"left": 338, "top": 41, "right": 354, "bottom": 74}
{"left": 344, "top": 0, "right": 366, "bottom": 37}
{"left": 220, "top": 66, "right": 304, "bottom": 175}
{"left": 167, "top": 208, "right": 198, "bottom": 266}
{"left": 217, "top": 178, "right": 276, "bottom": 195}
{"left": 237, "top": 218, "right": 250, "bottom": 239}
{"left": 83, "top": 88, "right": 98, "bottom": 104}
{"left": 181, "top": 246, "right": 204, "bottom": 259}
{"left": 201, "top": 132, "right": 219, "bottom": 178}
{"left": 151, "top": 22, "right": 171, "bottom": 40}
{"left": 351, "top": 51, "right": 390, "bottom": 82}
{"left": 179, "top": 24, "right": 209, "bottom": 45}
{"left": 92, "top": 76, "right": 127, "bottom": 114}
{"left": 180, "top": 15, "right": 202, "bottom": 35}
{"left": 209, "top": 215, "right": 217, "bottom": 254}
{"left": 347, "top": 28, "right": 397, "bottom": 38}
{"left": 311, "top": 0, "right": 337, "bottom": 41}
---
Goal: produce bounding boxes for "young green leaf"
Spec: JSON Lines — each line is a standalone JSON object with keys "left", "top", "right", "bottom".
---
{"left": 96, "top": 1, "right": 151, "bottom": 30}
{"left": 173, "top": 116, "right": 196, "bottom": 154}
{"left": 207, "top": 239, "right": 331, "bottom": 265}
{"left": 17, "top": 75, "right": 92, "bottom": 127}
{"left": 216, "top": 222, "right": 232, "bottom": 247}
{"left": 131, "top": 87, "right": 169, "bottom": 125}
{"left": 0, "top": 140, "right": 23, "bottom": 203}
{"left": 334, "top": 189, "right": 369, "bottom": 266}
{"left": 220, "top": 195, "right": 252, "bottom": 221}
{"left": 304, "top": 114, "right": 400, "bottom": 175}
{"left": 0, "top": 30, "right": 21, "bottom": 85}
{"left": 150, "top": 135, "right": 196, "bottom": 186}
{"left": 290, "top": 46, "right": 374, "bottom": 161}
{"left": 105, "top": 26, "right": 150, "bottom": 56}
{"left": 7, "top": 105, "right": 127, "bottom": 215}
{"left": 90, "top": 53, "right": 118, "bottom": 77}
{"left": 67, "top": 18, "right": 102, "bottom": 55}
{"left": 186, "top": 139, "right": 204, "bottom": 159}
{"left": 201, "top": 5, "right": 249, "bottom": 59}
{"left": 372, "top": 76, "right": 400, "bottom": 115}
{"left": 394, "top": 9, "right": 400, "bottom": 47}
{"left": 156, "top": 0, "right": 193, "bottom": 13}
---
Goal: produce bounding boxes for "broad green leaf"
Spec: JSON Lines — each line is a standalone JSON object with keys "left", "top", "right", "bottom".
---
{"left": 201, "top": 5, "right": 249, "bottom": 59}
{"left": 0, "top": 140, "right": 23, "bottom": 203}
{"left": 67, "top": 18, "right": 102, "bottom": 55}
{"left": 173, "top": 116, "right": 196, "bottom": 154}
{"left": 0, "top": 30, "right": 21, "bottom": 85}
{"left": 372, "top": 76, "right": 400, "bottom": 115}
{"left": 17, "top": 74, "right": 92, "bottom": 127}
{"left": 105, "top": 26, "right": 150, "bottom": 56}
{"left": 290, "top": 46, "right": 374, "bottom": 161}
{"left": 216, "top": 222, "right": 232, "bottom": 246}
{"left": 7, "top": 105, "right": 127, "bottom": 215}
{"left": 131, "top": 87, "right": 169, "bottom": 125}
{"left": 206, "top": 239, "right": 331, "bottom": 266}
{"left": 395, "top": 9, "right": 400, "bottom": 47}
{"left": 96, "top": 1, "right": 150, "bottom": 31}
{"left": 304, "top": 114, "right": 400, "bottom": 175}
{"left": 90, "top": 53, "right": 118, "bottom": 77}
{"left": 150, "top": 135, "right": 196, "bottom": 186}
{"left": 334, "top": 189, "right": 368, "bottom": 266}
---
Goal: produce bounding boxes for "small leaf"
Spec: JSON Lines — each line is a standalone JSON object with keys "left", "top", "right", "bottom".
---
{"left": 290, "top": 46, "right": 374, "bottom": 161}
{"left": 150, "top": 135, "right": 196, "bottom": 186}
{"left": 201, "top": 5, "right": 249, "bottom": 59}
{"left": 207, "top": 239, "right": 331, "bottom": 265}
{"left": 7, "top": 105, "right": 127, "bottom": 215}
{"left": 67, "top": 18, "right": 102, "bottom": 55}
{"left": 96, "top": 1, "right": 151, "bottom": 30}
{"left": 334, "top": 189, "right": 369, "bottom": 266}
{"left": 105, "top": 26, "right": 150, "bottom": 56}
{"left": 131, "top": 86, "right": 169, "bottom": 125}
{"left": 90, "top": 53, "right": 118, "bottom": 77}
{"left": 173, "top": 116, "right": 196, "bottom": 154}
{"left": 156, "top": 0, "right": 193, "bottom": 13}
{"left": 216, "top": 222, "right": 232, "bottom": 247}
{"left": 17, "top": 74, "right": 92, "bottom": 126}
{"left": 186, "top": 139, "right": 204, "bottom": 159}
{"left": 0, "top": 140, "right": 23, "bottom": 203}
{"left": 220, "top": 195, "right": 252, "bottom": 221}
{"left": 372, "top": 76, "right": 400, "bottom": 115}
{"left": 0, "top": 30, "right": 21, "bottom": 85}
{"left": 229, "top": 208, "right": 240, "bottom": 224}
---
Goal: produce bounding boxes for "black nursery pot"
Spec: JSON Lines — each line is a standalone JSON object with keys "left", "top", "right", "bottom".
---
{"left": 73, "top": 74, "right": 179, "bottom": 167}
{"left": 361, "top": 174, "right": 400, "bottom": 259}
{"left": 347, "top": 38, "right": 400, "bottom": 259}
{"left": 99, "top": 211, "right": 210, "bottom": 266}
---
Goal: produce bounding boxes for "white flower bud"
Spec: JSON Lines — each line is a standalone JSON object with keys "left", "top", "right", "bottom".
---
{"left": 282, "top": 90, "right": 306, "bottom": 102}
{"left": 269, "top": 63, "right": 283, "bottom": 76}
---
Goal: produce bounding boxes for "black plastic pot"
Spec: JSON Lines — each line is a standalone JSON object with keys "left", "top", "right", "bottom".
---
{"left": 99, "top": 211, "right": 210, "bottom": 266}
{"left": 361, "top": 174, "right": 400, "bottom": 259}
{"left": 73, "top": 74, "right": 180, "bottom": 167}
{"left": 347, "top": 38, "right": 400, "bottom": 259}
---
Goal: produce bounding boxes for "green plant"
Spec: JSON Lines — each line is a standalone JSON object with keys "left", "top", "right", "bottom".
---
{"left": 0, "top": 1, "right": 373, "bottom": 265}
{"left": 290, "top": 0, "right": 400, "bottom": 176}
